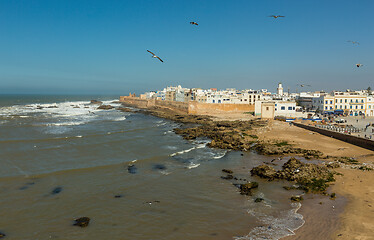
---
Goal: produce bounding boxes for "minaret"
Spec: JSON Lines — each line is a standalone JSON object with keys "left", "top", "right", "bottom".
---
{"left": 277, "top": 82, "right": 283, "bottom": 96}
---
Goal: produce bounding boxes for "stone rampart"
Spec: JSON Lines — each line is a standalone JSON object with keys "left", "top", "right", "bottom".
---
{"left": 293, "top": 122, "right": 374, "bottom": 151}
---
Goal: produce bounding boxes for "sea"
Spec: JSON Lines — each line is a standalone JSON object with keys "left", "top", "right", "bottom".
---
{"left": 0, "top": 95, "right": 305, "bottom": 240}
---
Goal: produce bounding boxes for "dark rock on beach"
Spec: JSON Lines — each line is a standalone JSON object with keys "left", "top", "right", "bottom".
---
{"left": 51, "top": 187, "right": 62, "bottom": 195}
{"left": 127, "top": 164, "right": 137, "bottom": 174}
{"left": 254, "top": 198, "right": 264, "bottom": 203}
{"left": 153, "top": 164, "right": 167, "bottom": 170}
{"left": 0, "top": 231, "right": 6, "bottom": 239}
{"left": 290, "top": 196, "right": 303, "bottom": 202}
{"left": 114, "top": 195, "right": 123, "bottom": 198}
{"left": 239, "top": 182, "right": 259, "bottom": 195}
{"left": 222, "top": 169, "right": 233, "bottom": 174}
{"left": 221, "top": 174, "right": 234, "bottom": 180}
{"left": 251, "top": 158, "right": 335, "bottom": 194}
{"left": 73, "top": 217, "right": 90, "bottom": 227}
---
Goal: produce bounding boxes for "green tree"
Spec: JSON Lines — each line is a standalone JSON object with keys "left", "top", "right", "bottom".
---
{"left": 368, "top": 86, "right": 372, "bottom": 95}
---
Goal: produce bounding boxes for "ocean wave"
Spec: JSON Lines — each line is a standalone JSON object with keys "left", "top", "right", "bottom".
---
{"left": 45, "top": 121, "right": 88, "bottom": 126}
{"left": 186, "top": 162, "right": 201, "bottom": 169}
{"left": 112, "top": 116, "right": 126, "bottom": 121}
{"left": 169, "top": 143, "right": 207, "bottom": 157}
{"left": 237, "top": 203, "right": 304, "bottom": 240}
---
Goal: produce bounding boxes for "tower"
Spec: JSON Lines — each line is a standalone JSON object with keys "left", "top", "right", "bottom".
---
{"left": 277, "top": 82, "right": 283, "bottom": 96}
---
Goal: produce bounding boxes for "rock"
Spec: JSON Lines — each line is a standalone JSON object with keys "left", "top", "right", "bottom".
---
{"left": 153, "top": 164, "right": 167, "bottom": 170}
{"left": 222, "top": 169, "right": 233, "bottom": 174}
{"left": 251, "top": 158, "right": 335, "bottom": 194}
{"left": 0, "top": 232, "right": 6, "bottom": 238}
{"left": 47, "top": 105, "right": 58, "bottom": 108}
{"left": 51, "top": 187, "right": 62, "bottom": 195}
{"left": 90, "top": 100, "right": 102, "bottom": 105}
{"left": 239, "top": 182, "right": 259, "bottom": 195}
{"left": 127, "top": 164, "right": 137, "bottom": 174}
{"left": 250, "top": 165, "right": 277, "bottom": 180}
{"left": 114, "top": 195, "right": 123, "bottom": 198}
{"left": 117, "top": 107, "right": 135, "bottom": 113}
{"left": 97, "top": 105, "right": 114, "bottom": 110}
{"left": 73, "top": 217, "right": 90, "bottom": 227}
{"left": 290, "top": 196, "right": 303, "bottom": 202}
{"left": 330, "top": 193, "right": 336, "bottom": 200}
{"left": 221, "top": 174, "right": 234, "bottom": 180}
{"left": 254, "top": 198, "right": 264, "bottom": 203}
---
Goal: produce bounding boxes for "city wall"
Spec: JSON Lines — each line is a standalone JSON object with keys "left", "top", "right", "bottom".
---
{"left": 188, "top": 101, "right": 254, "bottom": 115}
{"left": 293, "top": 122, "right": 374, "bottom": 151}
{"left": 119, "top": 96, "right": 254, "bottom": 115}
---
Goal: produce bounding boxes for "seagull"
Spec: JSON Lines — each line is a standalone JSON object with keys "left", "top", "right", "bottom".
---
{"left": 347, "top": 40, "right": 360, "bottom": 46}
{"left": 190, "top": 21, "right": 198, "bottom": 26}
{"left": 147, "top": 50, "right": 164, "bottom": 62}
{"left": 269, "top": 15, "right": 285, "bottom": 19}
{"left": 356, "top": 63, "right": 363, "bottom": 68}
{"left": 297, "top": 84, "right": 311, "bottom": 87}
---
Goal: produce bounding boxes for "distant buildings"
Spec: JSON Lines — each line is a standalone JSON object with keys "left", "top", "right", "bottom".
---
{"left": 140, "top": 84, "right": 373, "bottom": 117}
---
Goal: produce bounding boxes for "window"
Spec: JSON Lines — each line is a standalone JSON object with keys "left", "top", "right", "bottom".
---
{"left": 345, "top": 99, "right": 347, "bottom": 103}
{"left": 325, "top": 101, "right": 328, "bottom": 104}
{"left": 335, "top": 105, "right": 337, "bottom": 109}
{"left": 330, "top": 106, "right": 333, "bottom": 110}
{"left": 325, "top": 106, "right": 328, "bottom": 110}
{"left": 266, "top": 107, "right": 269, "bottom": 111}
{"left": 340, "top": 99, "right": 342, "bottom": 103}
{"left": 345, "top": 106, "right": 347, "bottom": 109}
{"left": 361, "top": 99, "right": 364, "bottom": 103}
{"left": 288, "top": 106, "right": 292, "bottom": 110}
{"left": 275, "top": 104, "right": 277, "bottom": 106}
{"left": 275, "top": 108, "right": 277, "bottom": 111}
{"left": 330, "top": 100, "right": 333, "bottom": 104}
{"left": 356, "top": 99, "right": 358, "bottom": 103}
{"left": 356, "top": 106, "right": 358, "bottom": 109}
{"left": 340, "top": 105, "right": 342, "bottom": 109}
{"left": 281, "top": 106, "right": 285, "bottom": 110}
{"left": 293, "top": 107, "right": 295, "bottom": 110}
{"left": 361, "top": 106, "right": 363, "bottom": 109}
{"left": 350, "top": 105, "right": 352, "bottom": 109}
{"left": 350, "top": 99, "right": 353, "bottom": 103}
{"left": 335, "top": 99, "right": 338, "bottom": 103}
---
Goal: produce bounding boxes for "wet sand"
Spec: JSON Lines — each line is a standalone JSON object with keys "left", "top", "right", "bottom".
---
{"left": 254, "top": 120, "right": 374, "bottom": 240}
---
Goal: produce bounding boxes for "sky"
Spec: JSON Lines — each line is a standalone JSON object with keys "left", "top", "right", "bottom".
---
{"left": 0, "top": 0, "right": 373, "bottom": 95}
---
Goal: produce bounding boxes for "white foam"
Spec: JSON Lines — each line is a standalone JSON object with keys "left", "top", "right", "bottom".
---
{"left": 212, "top": 152, "right": 226, "bottom": 159}
{"left": 186, "top": 163, "right": 200, "bottom": 169}
{"left": 112, "top": 116, "right": 127, "bottom": 121}
{"left": 75, "top": 135, "right": 83, "bottom": 138}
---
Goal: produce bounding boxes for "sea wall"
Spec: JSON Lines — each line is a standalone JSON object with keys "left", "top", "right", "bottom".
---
{"left": 293, "top": 122, "right": 374, "bottom": 151}
{"left": 188, "top": 101, "right": 255, "bottom": 115}
{"left": 119, "top": 96, "right": 254, "bottom": 115}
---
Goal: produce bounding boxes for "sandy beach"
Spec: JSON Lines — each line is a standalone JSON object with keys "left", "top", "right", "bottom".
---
{"left": 254, "top": 120, "right": 374, "bottom": 240}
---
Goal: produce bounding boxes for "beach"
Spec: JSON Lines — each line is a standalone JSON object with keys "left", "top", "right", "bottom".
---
{"left": 254, "top": 120, "right": 374, "bottom": 240}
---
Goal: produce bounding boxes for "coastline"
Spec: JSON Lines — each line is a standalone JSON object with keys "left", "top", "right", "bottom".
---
{"left": 119, "top": 100, "right": 374, "bottom": 240}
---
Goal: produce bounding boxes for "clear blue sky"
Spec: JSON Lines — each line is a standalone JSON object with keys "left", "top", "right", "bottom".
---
{"left": 0, "top": 0, "right": 373, "bottom": 94}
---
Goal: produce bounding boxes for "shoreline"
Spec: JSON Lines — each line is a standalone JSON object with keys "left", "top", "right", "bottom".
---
{"left": 119, "top": 101, "right": 374, "bottom": 240}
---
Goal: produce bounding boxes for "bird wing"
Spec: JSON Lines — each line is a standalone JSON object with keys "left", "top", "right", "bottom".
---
{"left": 147, "top": 50, "right": 156, "bottom": 56}
{"left": 156, "top": 56, "right": 164, "bottom": 62}
{"left": 278, "top": 15, "right": 285, "bottom": 17}
{"left": 269, "top": 15, "right": 276, "bottom": 18}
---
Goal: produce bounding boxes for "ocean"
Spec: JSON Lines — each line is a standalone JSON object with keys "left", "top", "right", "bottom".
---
{"left": 0, "top": 95, "right": 305, "bottom": 240}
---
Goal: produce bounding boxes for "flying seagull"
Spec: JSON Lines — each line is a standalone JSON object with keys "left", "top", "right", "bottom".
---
{"left": 347, "top": 40, "right": 360, "bottom": 46}
{"left": 269, "top": 15, "right": 285, "bottom": 19}
{"left": 147, "top": 50, "right": 163, "bottom": 63}
{"left": 356, "top": 63, "right": 363, "bottom": 68}
{"left": 297, "top": 84, "right": 311, "bottom": 87}
{"left": 190, "top": 21, "right": 198, "bottom": 26}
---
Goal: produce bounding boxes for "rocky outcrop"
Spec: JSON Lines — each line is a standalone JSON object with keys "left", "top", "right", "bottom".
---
{"left": 117, "top": 107, "right": 136, "bottom": 113}
{"left": 97, "top": 105, "right": 114, "bottom": 110}
{"left": 239, "top": 182, "right": 259, "bottom": 195}
{"left": 73, "top": 217, "right": 90, "bottom": 227}
{"left": 251, "top": 158, "right": 335, "bottom": 193}
{"left": 90, "top": 100, "right": 102, "bottom": 105}
{"left": 250, "top": 165, "right": 277, "bottom": 180}
{"left": 254, "top": 141, "right": 323, "bottom": 159}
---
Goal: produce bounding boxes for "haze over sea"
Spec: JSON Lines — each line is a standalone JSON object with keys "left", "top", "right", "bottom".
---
{"left": 0, "top": 95, "right": 305, "bottom": 239}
